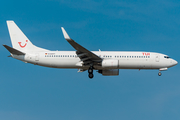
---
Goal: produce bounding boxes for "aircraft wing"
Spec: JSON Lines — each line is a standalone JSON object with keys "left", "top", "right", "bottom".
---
{"left": 61, "top": 27, "right": 102, "bottom": 65}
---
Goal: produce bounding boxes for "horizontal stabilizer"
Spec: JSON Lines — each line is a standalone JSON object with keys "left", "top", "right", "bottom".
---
{"left": 3, "top": 45, "right": 25, "bottom": 55}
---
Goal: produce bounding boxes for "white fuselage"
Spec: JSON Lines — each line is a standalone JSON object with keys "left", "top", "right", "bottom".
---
{"left": 12, "top": 51, "right": 177, "bottom": 70}
{"left": 5, "top": 21, "right": 178, "bottom": 78}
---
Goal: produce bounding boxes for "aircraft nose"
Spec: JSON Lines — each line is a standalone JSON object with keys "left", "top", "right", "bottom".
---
{"left": 172, "top": 59, "right": 178, "bottom": 66}
{"left": 175, "top": 60, "right": 178, "bottom": 65}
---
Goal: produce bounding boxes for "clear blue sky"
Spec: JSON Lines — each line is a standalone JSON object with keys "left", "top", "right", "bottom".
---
{"left": 0, "top": 0, "right": 180, "bottom": 120}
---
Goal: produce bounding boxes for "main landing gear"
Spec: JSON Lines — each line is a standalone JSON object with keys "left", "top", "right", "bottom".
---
{"left": 88, "top": 66, "right": 94, "bottom": 79}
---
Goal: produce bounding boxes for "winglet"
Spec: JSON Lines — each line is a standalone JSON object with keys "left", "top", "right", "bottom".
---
{"left": 61, "top": 27, "right": 71, "bottom": 40}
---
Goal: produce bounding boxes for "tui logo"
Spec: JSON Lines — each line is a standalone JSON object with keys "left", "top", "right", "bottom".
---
{"left": 18, "top": 40, "right": 28, "bottom": 48}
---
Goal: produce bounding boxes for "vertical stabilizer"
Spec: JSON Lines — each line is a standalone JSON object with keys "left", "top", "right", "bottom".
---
{"left": 6, "top": 21, "right": 48, "bottom": 52}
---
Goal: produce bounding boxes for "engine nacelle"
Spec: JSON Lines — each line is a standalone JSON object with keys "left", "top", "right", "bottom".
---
{"left": 98, "top": 69, "right": 119, "bottom": 76}
{"left": 102, "top": 59, "right": 119, "bottom": 68}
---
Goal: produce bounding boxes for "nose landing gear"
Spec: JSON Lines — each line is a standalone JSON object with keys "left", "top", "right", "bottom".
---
{"left": 158, "top": 68, "right": 168, "bottom": 76}
{"left": 158, "top": 72, "right": 162, "bottom": 76}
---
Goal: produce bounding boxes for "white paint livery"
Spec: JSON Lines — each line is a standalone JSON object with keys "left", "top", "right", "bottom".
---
{"left": 3, "top": 21, "right": 178, "bottom": 78}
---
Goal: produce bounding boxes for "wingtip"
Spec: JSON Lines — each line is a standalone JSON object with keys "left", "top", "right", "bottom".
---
{"left": 61, "top": 27, "right": 71, "bottom": 40}
{"left": 6, "top": 20, "right": 14, "bottom": 24}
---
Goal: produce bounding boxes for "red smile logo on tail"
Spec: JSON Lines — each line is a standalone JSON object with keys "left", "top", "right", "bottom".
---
{"left": 18, "top": 40, "right": 28, "bottom": 48}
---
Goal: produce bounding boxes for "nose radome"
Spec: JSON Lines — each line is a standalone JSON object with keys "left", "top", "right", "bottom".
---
{"left": 175, "top": 60, "right": 178, "bottom": 65}
{"left": 173, "top": 60, "right": 178, "bottom": 66}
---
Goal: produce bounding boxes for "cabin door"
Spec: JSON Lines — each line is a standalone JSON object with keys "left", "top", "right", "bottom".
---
{"left": 156, "top": 55, "right": 159, "bottom": 62}
{"left": 35, "top": 53, "right": 39, "bottom": 61}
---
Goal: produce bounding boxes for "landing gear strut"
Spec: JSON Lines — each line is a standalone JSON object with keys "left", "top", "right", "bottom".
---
{"left": 158, "top": 72, "right": 162, "bottom": 76}
{"left": 88, "top": 66, "right": 94, "bottom": 79}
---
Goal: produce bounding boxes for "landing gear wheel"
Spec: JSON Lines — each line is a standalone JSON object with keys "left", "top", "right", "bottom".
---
{"left": 88, "top": 69, "right": 93, "bottom": 74}
{"left": 89, "top": 73, "right": 94, "bottom": 79}
{"left": 158, "top": 72, "right": 162, "bottom": 76}
{"left": 88, "top": 65, "right": 94, "bottom": 78}
{"left": 88, "top": 65, "right": 94, "bottom": 73}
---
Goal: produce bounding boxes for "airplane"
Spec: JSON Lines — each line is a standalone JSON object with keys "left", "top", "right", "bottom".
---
{"left": 3, "top": 21, "right": 178, "bottom": 79}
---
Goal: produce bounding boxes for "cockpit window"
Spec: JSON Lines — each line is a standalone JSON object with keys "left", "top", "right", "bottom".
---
{"left": 164, "top": 56, "right": 170, "bottom": 59}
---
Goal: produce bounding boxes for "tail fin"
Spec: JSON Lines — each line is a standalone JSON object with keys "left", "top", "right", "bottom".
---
{"left": 6, "top": 21, "right": 48, "bottom": 52}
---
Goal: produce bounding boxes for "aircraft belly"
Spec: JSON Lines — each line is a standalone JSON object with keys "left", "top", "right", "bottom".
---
{"left": 38, "top": 58, "right": 79, "bottom": 68}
